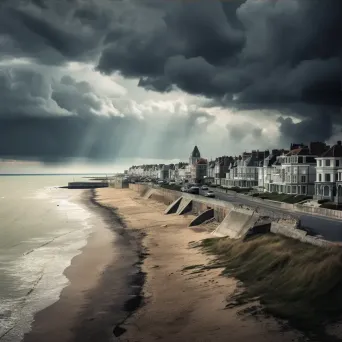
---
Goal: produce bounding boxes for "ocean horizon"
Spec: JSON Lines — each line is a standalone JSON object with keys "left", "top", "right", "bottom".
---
{"left": 0, "top": 175, "right": 106, "bottom": 341}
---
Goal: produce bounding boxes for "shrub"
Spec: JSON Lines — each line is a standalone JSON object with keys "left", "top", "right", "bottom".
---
{"left": 320, "top": 202, "right": 342, "bottom": 211}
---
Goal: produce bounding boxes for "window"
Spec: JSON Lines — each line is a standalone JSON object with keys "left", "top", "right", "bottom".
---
{"left": 336, "top": 173, "right": 339, "bottom": 182}
{"left": 298, "top": 157, "right": 303, "bottom": 164}
{"left": 302, "top": 186, "right": 306, "bottom": 194}
{"left": 337, "top": 160, "right": 340, "bottom": 167}
{"left": 324, "top": 186, "right": 329, "bottom": 196}
{"left": 325, "top": 174, "right": 331, "bottom": 182}
{"left": 292, "top": 186, "right": 296, "bottom": 194}
{"left": 301, "top": 175, "right": 306, "bottom": 183}
{"left": 319, "top": 174, "right": 322, "bottom": 182}
{"left": 326, "top": 160, "right": 331, "bottom": 166}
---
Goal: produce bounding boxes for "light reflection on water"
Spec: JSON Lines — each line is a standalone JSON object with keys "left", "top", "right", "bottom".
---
{"left": 0, "top": 176, "right": 97, "bottom": 342}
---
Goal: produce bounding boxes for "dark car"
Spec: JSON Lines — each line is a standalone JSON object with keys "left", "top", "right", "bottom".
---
{"left": 188, "top": 186, "right": 200, "bottom": 195}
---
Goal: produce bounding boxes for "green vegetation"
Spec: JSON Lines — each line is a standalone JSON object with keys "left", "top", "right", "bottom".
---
{"left": 252, "top": 192, "right": 312, "bottom": 204}
{"left": 199, "top": 234, "right": 342, "bottom": 333}
{"left": 320, "top": 202, "right": 342, "bottom": 211}
{"left": 228, "top": 187, "right": 253, "bottom": 193}
{"left": 318, "top": 199, "right": 330, "bottom": 204}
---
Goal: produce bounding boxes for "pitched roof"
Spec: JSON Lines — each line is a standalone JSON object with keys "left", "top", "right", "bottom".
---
{"left": 197, "top": 158, "right": 207, "bottom": 165}
{"left": 320, "top": 142, "right": 342, "bottom": 157}
{"left": 191, "top": 146, "right": 201, "bottom": 158}
{"left": 286, "top": 148, "right": 310, "bottom": 156}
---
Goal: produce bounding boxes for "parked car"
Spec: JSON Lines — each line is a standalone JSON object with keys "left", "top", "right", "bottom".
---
{"left": 181, "top": 187, "right": 188, "bottom": 192}
{"left": 205, "top": 190, "right": 215, "bottom": 198}
{"left": 188, "top": 186, "right": 200, "bottom": 195}
{"left": 201, "top": 185, "right": 208, "bottom": 190}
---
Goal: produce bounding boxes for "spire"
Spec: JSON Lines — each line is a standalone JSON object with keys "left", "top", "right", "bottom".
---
{"left": 191, "top": 145, "right": 201, "bottom": 158}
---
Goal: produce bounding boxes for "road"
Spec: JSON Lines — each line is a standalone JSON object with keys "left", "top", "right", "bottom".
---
{"left": 200, "top": 188, "right": 342, "bottom": 242}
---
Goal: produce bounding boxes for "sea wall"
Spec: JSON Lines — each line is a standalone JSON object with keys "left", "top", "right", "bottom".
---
{"left": 213, "top": 187, "right": 342, "bottom": 220}
{"left": 270, "top": 219, "right": 333, "bottom": 248}
{"left": 109, "top": 178, "right": 129, "bottom": 189}
{"left": 129, "top": 184, "right": 232, "bottom": 222}
{"left": 128, "top": 184, "right": 335, "bottom": 248}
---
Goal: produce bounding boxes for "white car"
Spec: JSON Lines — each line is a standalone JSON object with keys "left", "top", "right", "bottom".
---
{"left": 205, "top": 190, "right": 215, "bottom": 198}
{"left": 201, "top": 185, "right": 208, "bottom": 190}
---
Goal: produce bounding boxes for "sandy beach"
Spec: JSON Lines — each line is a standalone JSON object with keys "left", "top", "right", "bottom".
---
{"left": 21, "top": 187, "right": 304, "bottom": 342}
{"left": 23, "top": 190, "right": 143, "bottom": 342}
{"left": 96, "top": 188, "right": 302, "bottom": 342}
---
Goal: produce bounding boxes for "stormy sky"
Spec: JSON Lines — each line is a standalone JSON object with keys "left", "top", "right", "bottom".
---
{"left": 0, "top": 0, "right": 341, "bottom": 169}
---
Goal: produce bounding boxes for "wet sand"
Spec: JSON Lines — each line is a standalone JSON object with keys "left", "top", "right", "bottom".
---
{"left": 96, "top": 188, "right": 302, "bottom": 342}
{"left": 23, "top": 190, "right": 143, "bottom": 342}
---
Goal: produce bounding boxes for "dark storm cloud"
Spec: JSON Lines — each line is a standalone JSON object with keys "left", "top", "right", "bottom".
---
{"left": 96, "top": 0, "right": 341, "bottom": 142}
{"left": 277, "top": 114, "right": 334, "bottom": 146}
{"left": 0, "top": 0, "right": 341, "bottom": 161}
{"left": 0, "top": 0, "right": 110, "bottom": 64}
{"left": 0, "top": 66, "right": 215, "bottom": 161}
{"left": 1, "top": 0, "right": 340, "bottom": 107}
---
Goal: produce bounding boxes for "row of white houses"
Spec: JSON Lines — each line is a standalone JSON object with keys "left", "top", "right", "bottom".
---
{"left": 127, "top": 141, "right": 342, "bottom": 203}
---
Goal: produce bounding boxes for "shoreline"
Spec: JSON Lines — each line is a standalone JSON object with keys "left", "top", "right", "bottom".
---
{"left": 23, "top": 189, "right": 145, "bottom": 342}
{"left": 96, "top": 188, "right": 303, "bottom": 342}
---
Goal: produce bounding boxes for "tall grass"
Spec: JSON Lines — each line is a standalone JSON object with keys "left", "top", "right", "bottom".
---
{"left": 201, "top": 235, "right": 342, "bottom": 330}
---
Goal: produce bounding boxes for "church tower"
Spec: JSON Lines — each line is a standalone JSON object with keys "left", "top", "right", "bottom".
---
{"left": 190, "top": 146, "right": 201, "bottom": 165}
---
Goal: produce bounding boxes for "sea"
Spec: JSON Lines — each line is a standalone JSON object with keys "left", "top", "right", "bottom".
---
{"left": 0, "top": 175, "right": 109, "bottom": 342}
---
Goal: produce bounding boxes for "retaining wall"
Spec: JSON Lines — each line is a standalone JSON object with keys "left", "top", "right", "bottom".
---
{"left": 293, "top": 204, "right": 342, "bottom": 219}
{"left": 129, "top": 184, "right": 232, "bottom": 222}
{"left": 213, "top": 207, "right": 259, "bottom": 239}
{"left": 270, "top": 222, "right": 333, "bottom": 248}
{"left": 128, "top": 184, "right": 336, "bottom": 248}
{"left": 212, "top": 187, "right": 342, "bottom": 220}
{"left": 189, "top": 209, "right": 214, "bottom": 227}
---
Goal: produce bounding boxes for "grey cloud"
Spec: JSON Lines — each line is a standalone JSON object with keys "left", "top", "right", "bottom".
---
{"left": 0, "top": 0, "right": 341, "bottom": 160}
{"left": 226, "top": 122, "right": 264, "bottom": 142}
{"left": 0, "top": 0, "right": 110, "bottom": 65}
{"left": 277, "top": 114, "right": 334, "bottom": 147}
{"left": 0, "top": 67, "right": 219, "bottom": 161}
{"left": 96, "top": 0, "right": 341, "bottom": 142}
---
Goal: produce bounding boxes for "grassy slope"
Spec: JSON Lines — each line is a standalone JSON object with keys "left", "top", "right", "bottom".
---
{"left": 200, "top": 234, "right": 342, "bottom": 332}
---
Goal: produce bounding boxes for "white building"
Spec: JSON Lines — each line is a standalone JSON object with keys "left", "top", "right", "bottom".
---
{"left": 315, "top": 141, "right": 342, "bottom": 202}
{"left": 226, "top": 151, "right": 269, "bottom": 188}
{"left": 267, "top": 145, "right": 327, "bottom": 196}
{"left": 258, "top": 150, "right": 288, "bottom": 192}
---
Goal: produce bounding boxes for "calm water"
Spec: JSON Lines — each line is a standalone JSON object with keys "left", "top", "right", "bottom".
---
{"left": 0, "top": 175, "right": 104, "bottom": 342}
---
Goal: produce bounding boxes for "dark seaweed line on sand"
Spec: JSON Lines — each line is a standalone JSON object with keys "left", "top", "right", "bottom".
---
{"left": 89, "top": 189, "right": 148, "bottom": 339}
